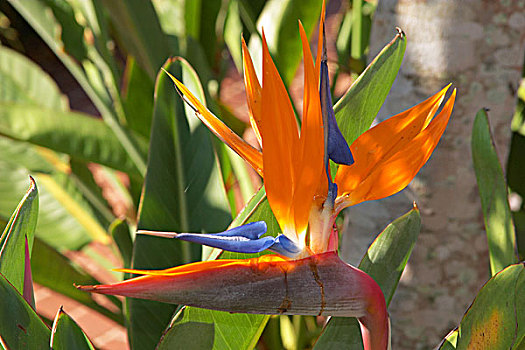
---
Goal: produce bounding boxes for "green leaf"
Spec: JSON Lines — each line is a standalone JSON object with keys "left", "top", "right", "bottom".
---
{"left": 0, "top": 177, "right": 38, "bottom": 298}
{"left": 31, "top": 237, "right": 123, "bottom": 324}
{"left": 128, "top": 59, "right": 231, "bottom": 350}
{"left": 0, "top": 142, "right": 105, "bottom": 250}
{"left": 7, "top": 0, "right": 148, "bottom": 176}
{"left": 0, "top": 272, "right": 50, "bottom": 349}
{"left": 0, "top": 103, "right": 144, "bottom": 178}
{"left": 159, "top": 187, "right": 279, "bottom": 350}
{"left": 313, "top": 207, "right": 421, "bottom": 349}
{"left": 101, "top": 0, "right": 171, "bottom": 80}
{"left": 334, "top": 30, "right": 406, "bottom": 146}
{"left": 0, "top": 46, "right": 67, "bottom": 110}
{"left": 122, "top": 58, "right": 155, "bottom": 139}
{"left": 454, "top": 263, "right": 525, "bottom": 349}
{"left": 472, "top": 109, "right": 518, "bottom": 276}
{"left": 50, "top": 307, "right": 95, "bottom": 350}
{"left": 249, "top": 0, "right": 323, "bottom": 86}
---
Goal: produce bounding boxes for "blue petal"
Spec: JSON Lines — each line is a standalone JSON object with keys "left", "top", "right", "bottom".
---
{"left": 213, "top": 221, "right": 268, "bottom": 239}
{"left": 320, "top": 57, "right": 354, "bottom": 166}
{"left": 268, "top": 234, "right": 303, "bottom": 258}
{"left": 174, "top": 221, "right": 275, "bottom": 254}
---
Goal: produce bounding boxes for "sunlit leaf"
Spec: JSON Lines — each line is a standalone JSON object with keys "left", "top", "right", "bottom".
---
{"left": 455, "top": 263, "right": 525, "bottom": 349}
{"left": 472, "top": 109, "right": 518, "bottom": 276}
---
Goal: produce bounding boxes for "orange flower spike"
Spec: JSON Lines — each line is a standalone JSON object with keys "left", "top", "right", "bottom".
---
{"left": 242, "top": 38, "right": 263, "bottom": 146}
{"left": 335, "top": 88, "right": 456, "bottom": 209}
{"left": 291, "top": 22, "right": 326, "bottom": 238}
{"left": 163, "top": 69, "right": 263, "bottom": 175}
{"left": 260, "top": 31, "right": 301, "bottom": 241}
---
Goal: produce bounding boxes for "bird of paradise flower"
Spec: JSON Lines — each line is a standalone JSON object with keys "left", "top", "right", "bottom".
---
{"left": 78, "top": 4, "right": 456, "bottom": 349}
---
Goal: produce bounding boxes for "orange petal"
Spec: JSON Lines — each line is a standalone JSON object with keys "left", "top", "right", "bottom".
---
{"left": 291, "top": 22, "right": 325, "bottom": 236}
{"left": 260, "top": 31, "right": 300, "bottom": 237}
{"left": 336, "top": 88, "right": 456, "bottom": 208}
{"left": 314, "top": 0, "right": 326, "bottom": 83}
{"left": 242, "top": 38, "right": 263, "bottom": 147}
{"left": 164, "top": 69, "right": 263, "bottom": 175}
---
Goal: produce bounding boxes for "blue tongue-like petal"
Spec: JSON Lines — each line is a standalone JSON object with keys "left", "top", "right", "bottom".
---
{"left": 139, "top": 221, "right": 305, "bottom": 258}
{"left": 319, "top": 28, "right": 354, "bottom": 167}
{"left": 169, "top": 222, "right": 275, "bottom": 254}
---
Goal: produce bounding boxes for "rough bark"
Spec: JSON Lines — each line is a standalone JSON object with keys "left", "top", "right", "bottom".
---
{"left": 340, "top": 0, "right": 525, "bottom": 348}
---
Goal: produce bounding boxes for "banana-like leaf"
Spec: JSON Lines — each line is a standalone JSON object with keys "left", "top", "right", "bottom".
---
{"left": 0, "top": 273, "right": 50, "bottom": 349}
{"left": 472, "top": 109, "right": 518, "bottom": 276}
{"left": 50, "top": 307, "right": 95, "bottom": 350}
{"left": 0, "top": 46, "right": 67, "bottom": 110}
{"left": 0, "top": 145, "right": 104, "bottom": 250}
{"left": 453, "top": 263, "right": 525, "bottom": 349}
{"left": 7, "top": 0, "right": 148, "bottom": 175}
{"left": 313, "top": 207, "right": 421, "bottom": 349}
{"left": 128, "top": 58, "right": 231, "bottom": 350}
{"left": 334, "top": 30, "right": 406, "bottom": 146}
{"left": 0, "top": 103, "right": 144, "bottom": 178}
{"left": 0, "top": 177, "right": 38, "bottom": 303}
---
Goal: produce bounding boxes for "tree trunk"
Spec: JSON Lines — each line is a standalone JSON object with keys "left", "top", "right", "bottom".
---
{"left": 340, "top": 0, "right": 525, "bottom": 348}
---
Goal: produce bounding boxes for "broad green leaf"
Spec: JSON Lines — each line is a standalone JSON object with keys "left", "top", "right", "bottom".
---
{"left": 0, "top": 46, "right": 67, "bottom": 110}
{"left": 438, "top": 329, "right": 459, "bottom": 350}
{"left": 122, "top": 58, "right": 155, "bottom": 139}
{"left": 159, "top": 187, "right": 279, "bottom": 350}
{"left": 0, "top": 103, "right": 144, "bottom": 178}
{"left": 455, "top": 263, "right": 525, "bottom": 349}
{"left": 31, "top": 237, "right": 123, "bottom": 324}
{"left": 0, "top": 273, "right": 50, "bottom": 350}
{"left": 50, "top": 307, "right": 95, "bottom": 350}
{"left": 0, "top": 141, "right": 104, "bottom": 250}
{"left": 101, "top": 0, "right": 171, "bottom": 80}
{"left": 250, "top": 0, "right": 323, "bottom": 86}
{"left": 472, "top": 109, "right": 518, "bottom": 276}
{"left": 7, "top": 0, "right": 147, "bottom": 175}
{"left": 334, "top": 30, "right": 406, "bottom": 145}
{"left": 128, "top": 59, "right": 231, "bottom": 350}
{"left": 0, "top": 177, "right": 38, "bottom": 298}
{"left": 313, "top": 207, "right": 421, "bottom": 349}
